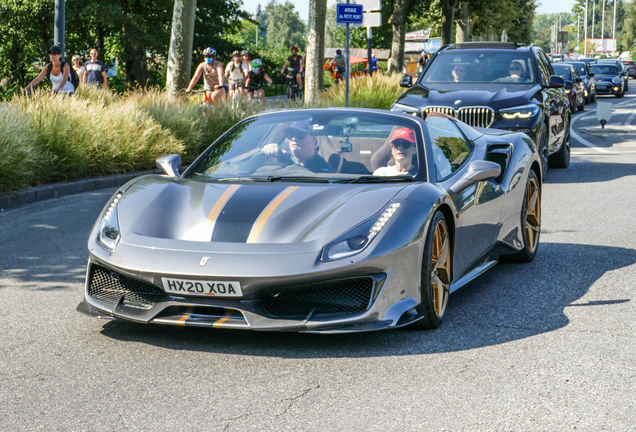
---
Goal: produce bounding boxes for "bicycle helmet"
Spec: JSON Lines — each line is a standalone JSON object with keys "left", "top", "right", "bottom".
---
{"left": 240, "top": 50, "right": 249, "bottom": 56}
{"left": 203, "top": 47, "right": 216, "bottom": 56}
{"left": 251, "top": 59, "right": 263, "bottom": 68}
{"left": 231, "top": 50, "right": 240, "bottom": 57}
{"left": 291, "top": 46, "right": 299, "bottom": 51}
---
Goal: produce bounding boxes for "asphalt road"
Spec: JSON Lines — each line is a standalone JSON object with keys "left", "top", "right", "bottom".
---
{"left": 2, "top": 87, "right": 636, "bottom": 431}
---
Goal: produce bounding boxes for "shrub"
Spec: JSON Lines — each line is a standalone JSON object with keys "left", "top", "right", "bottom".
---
{"left": 315, "top": 73, "right": 403, "bottom": 110}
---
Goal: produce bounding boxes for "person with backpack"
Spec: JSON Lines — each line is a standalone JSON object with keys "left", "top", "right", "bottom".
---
{"left": 85, "top": 48, "right": 108, "bottom": 89}
{"left": 22, "top": 46, "right": 78, "bottom": 95}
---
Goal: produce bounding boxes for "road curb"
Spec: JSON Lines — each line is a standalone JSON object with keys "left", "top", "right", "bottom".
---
{"left": 0, "top": 170, "right": 160, "bottom": 211}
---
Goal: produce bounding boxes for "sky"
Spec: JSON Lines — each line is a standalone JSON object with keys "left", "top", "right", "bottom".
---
{"left": 239, "top": 0, "right": 577, "bottom": 22}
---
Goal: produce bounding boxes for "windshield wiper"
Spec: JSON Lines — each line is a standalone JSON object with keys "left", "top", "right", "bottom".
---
{"left": 333, "top": 176, "right": 414, "bottom": 184}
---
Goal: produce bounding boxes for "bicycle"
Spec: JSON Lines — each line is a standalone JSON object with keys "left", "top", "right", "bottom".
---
{"left": 228, "top": 80, "right": 245, "bottom": 111}
{"left": 188, "top": 89, "right": 214, "bottom": 121}
{"left": 333, "top": 66, "right": 345, "bottom": 85}
{"left": 284, "top": 67, "right": 303, "bottom": 100}
{"left": 248, "top": 82, "right": 272, "bottom": 107}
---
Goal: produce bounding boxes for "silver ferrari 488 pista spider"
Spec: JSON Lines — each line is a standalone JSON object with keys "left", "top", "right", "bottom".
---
{"left": 78, "top": 108, "right": 542, "bottom": 333}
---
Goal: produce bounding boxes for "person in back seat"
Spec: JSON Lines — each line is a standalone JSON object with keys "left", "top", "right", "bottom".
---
{"left": 373, "top": 127, "right": 418, "bottom": 176}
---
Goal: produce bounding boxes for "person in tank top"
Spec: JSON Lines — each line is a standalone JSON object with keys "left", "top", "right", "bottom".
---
{"left": 186, "top": 47, "right": 226, "bottom": 106}
{"left": 22, "top": 46, "right": 75, "bottom": 95}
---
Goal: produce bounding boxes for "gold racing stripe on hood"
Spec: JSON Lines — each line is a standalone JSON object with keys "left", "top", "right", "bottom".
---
{"left": 213, "top": 309, "right": 235, "bottom": 328}
{"left": 246, "top": 186, "right": 299, "bottom": 244}
{"left": 204, "top": 184, "right": 241, "bottom": 235}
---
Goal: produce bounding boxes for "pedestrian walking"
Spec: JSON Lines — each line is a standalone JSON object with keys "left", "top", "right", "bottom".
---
{"left": 22, "top": 46, "right": 76, "bottom": 95}
{"left": 418, "top": 50, "right": 428, "bottom": 72}
{"left": 85, "top": 48, "right": 108, "bottom": 89}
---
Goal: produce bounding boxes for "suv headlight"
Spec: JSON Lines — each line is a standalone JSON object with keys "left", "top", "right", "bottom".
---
{"left": 97, "top": 191, "right": 123, "bottom": 251}
{"left": 612, "top": 77, "right": 621, "bottom": 84}
{"left": 391, "top": 103, "right": 420, "bottom": 116}
{"left": 321, "top": 201, "right": 402, "bottom": 262}
{"left": 499, "top": 104, "right": 540, "bottom": 120}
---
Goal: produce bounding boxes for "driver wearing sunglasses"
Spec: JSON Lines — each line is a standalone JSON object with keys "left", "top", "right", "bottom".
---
{"left": 508, "top": 61, "right": 524, "bottom": 79}
{"left": 373, "top": 127, "right": 418, "bottom": 176}
{"left": 262, "top": 119, "right": 335, "bottom": 173}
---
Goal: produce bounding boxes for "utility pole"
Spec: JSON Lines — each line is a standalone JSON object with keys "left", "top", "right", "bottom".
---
{"left": 256, "top": 13, "right": 259, "bottom": 47}
{"left": 584, "top": 0, "right": 588, "bottom": 56}
{"left": 54, "top": 0, "right": 65, "bottom": 57}
{"left": 613, "top": 0, "right": 616, "bottom": 43}
{"left": 592, "top": 0, "right": 596, "bottom": 39}
{"left": 601, "top": 0, "right": 605, "bottom": 46}
{"left": 577, "top": 14, "right": 580, "bottom": 50}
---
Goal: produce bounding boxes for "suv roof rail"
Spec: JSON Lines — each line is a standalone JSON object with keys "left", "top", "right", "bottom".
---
{"left": 453, "top": 42, "right": 526, "bottom": 50}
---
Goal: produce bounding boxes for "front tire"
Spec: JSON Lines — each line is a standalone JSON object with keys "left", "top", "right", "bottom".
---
{"left": 414, "top": 211, "right": 451, "bottom": 330}
{"left": 538, "top": 122, "right": 549, "bottom": 180}
{"left": 506, "top": 171, "right": 541, "bottom": 263}
{"left": 577, "top": 97, "right": 585, "bottom": 111}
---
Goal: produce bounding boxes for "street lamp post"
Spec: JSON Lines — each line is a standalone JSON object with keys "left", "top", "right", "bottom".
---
{"left": 584, "top": 1, "right": 588, "bottom": 57}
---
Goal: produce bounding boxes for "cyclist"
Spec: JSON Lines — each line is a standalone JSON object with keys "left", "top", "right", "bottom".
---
{"left": 185, "top": 47, "right": 226, "bottom": 106}
{"left": 246, "top": 59, "right": 273, "bottom": 107}
{"left": 281, "top": 45, "right": 304, "bottom": 93}
{"left": 332, "top": 49, "right": 346, "bottom": 84}
{"left": 371, "top": 53, "right": 380, "bottom": 74}
{"left": 241, "top": 50, "right": 251, "bottom": 71}
{"left": 225, "top": 50, "right": 249, "bottom": 100}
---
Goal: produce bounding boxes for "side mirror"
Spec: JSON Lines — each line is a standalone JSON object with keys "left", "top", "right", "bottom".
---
{"left": 156, "top": 154, "right": 182, "bottom": 177}
{"left": 564, "top": 80, "right": 574, "bottom": 90}
{"left": 575, "top": 77, "right": 583, "bottom": 83}
{"left": 450, "top": 160, "right": 501, "bottom": 193}
{"left": 588, "top": 72, "right": 594, "bottom": 78}
{"left": 547, "top": 75, "right": 565, "bottom": 88}
{"left": 400, "top": 75, "right": 413, "bottom": 88}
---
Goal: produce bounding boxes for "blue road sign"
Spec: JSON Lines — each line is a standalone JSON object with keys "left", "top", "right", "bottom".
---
{"left": 336, "top": 4, "right": 363, "bottom": 24}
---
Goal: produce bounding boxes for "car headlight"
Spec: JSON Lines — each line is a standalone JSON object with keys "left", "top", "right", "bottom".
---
{"left": 391, "top": 103, "right": 420, "bottom": 116}
{"left": 97, "top": 191, "right": 123, "bottom": 251}
{"left": 612, "top": 77, "right": 621, "bottom": 84}
{"left": 499, "top": 104, "right": 540, "bottom": 120}
{"left": 321, "top": 201, "right": 402, "bottom": 262}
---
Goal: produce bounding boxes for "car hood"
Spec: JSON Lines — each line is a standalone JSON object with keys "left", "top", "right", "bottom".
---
{"left": 395, "top": 83, "right": 541, "bottom": 111}
{"left": 114, "top": 176, "right": 407, "bottom": 252}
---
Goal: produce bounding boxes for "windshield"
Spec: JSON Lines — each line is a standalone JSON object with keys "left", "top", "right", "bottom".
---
{"left": 184, "top": 111, "right": 424, "bottom": 182}
{"left": 590, "top": 65, "right": 617, "bottom": 75}
{"left": 422, "top": 50, "right": 535, "bottom": 84}
{"left": 567, "top": 63, "right": 587, "bottom": 76}
{"left": 552, "top": 65, "right": 573, "bottom": 81}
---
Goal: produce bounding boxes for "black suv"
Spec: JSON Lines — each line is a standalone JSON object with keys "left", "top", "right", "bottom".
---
{"left": 392, "top": 42, "right": 571, "bottom": 174}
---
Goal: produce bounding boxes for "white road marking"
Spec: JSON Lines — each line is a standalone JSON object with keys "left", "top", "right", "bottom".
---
{"left": 570, "top": 95, "right": 636, "bottom": 153}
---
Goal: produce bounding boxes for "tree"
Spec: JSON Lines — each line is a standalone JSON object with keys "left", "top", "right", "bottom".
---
{"left": 264, "top": 1, "right": 307, "bottom": 50}
{"left": 440, "top": 0, "right": 459, "bottom": 45}
{"left": 388, "top": 0, "right": 411, "bottom": 74}
{"left": 305, "top": 0, "right": 327, "bottom": 107}
{"left": 166, "top": 0, "right": 197, "bottom": 94}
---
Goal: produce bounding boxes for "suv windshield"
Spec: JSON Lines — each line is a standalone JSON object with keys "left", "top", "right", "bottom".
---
{"left": 590, "top": 65, "right": 617, "bottom": 75}
{"left": 422, "top": 50, "right": 535, "bottom": 84}
{"left": 184, "top": 112, "right": 424, "bottom": 182}
{"left": 566, "top": 62, "right": 587, "bottom": 76}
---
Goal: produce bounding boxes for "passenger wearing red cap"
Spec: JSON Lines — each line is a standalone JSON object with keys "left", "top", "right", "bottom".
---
{"left": 373, "top": 127, "right": 418, "bottom": 176}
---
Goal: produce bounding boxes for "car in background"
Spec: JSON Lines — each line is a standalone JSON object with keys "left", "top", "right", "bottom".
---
{"left": 621, "top": 59, "right": 636, "bottom": 78}
{"left": 597, "top": 59, "right": 628, "bottom": 92}
{"left": 552, "top": 63, "right": 585, "bottom": 113}
{"left": 551, "top": 54, "right": 564, "bottom": 63}
{"left": 581, "top": 58, "right": 598, "bottom": 68}
{"left": 590, "top": 63, "right": 624, "bottom": 97}
{"left": 392, "top": 42, "right": 571, "bottom": 177}
{"left": 562, "top": 61, "right": 596, "bottom": 103}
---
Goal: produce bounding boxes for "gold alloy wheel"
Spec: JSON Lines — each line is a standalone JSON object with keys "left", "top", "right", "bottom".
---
{"left": 431, "top": 219, "right": 451, "bottom": 318}
{"left": 524, "top": 177, "right": 541, "bottom": 254}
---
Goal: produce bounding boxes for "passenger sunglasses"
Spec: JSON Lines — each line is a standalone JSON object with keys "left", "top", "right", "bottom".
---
{"left": 454, "top": 68, "right": 466, "bottom": 73}
{"left": 510, "top": 66, "right": 522, "bottom": 71}
{"left": 391, "top": 140, "right": 414, "bottom": 149}
{"left": 287, "top": 131, "right": 307, "bottom": 140}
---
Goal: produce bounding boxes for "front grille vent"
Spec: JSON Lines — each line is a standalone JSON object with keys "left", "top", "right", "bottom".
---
{"left": 423, "top": 106, "right": 456, "bottom": 117}
{"left": 258, "top": 277, "right": 374, "bottom": 319}
{"left": 423, "top": 106, "right": 495, "bottom": 128}
{"left": 88, "top": 265, "right": 168, "bottom": 310}
{"left": 456, "top": 107, "right": 495, "bottom": 128}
